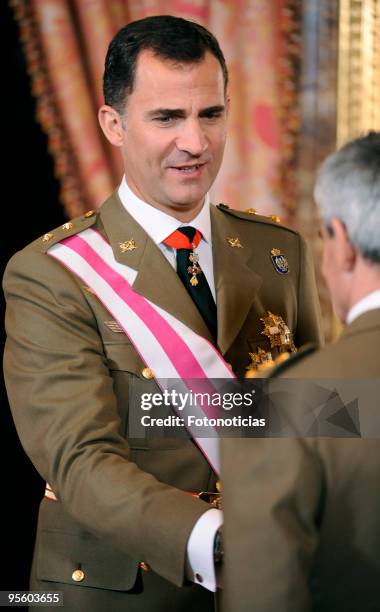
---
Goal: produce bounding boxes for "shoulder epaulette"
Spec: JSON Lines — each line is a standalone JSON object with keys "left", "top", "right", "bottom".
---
{"left": 215, "top": 203, "right": 298, "bottom": 235}
{"left": 37, "top": 209, "right": 98, "bottom": 253}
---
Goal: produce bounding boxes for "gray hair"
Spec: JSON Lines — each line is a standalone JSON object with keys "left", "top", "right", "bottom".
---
{"left": 314, "top": 131, "right": 380, "bottom": 262}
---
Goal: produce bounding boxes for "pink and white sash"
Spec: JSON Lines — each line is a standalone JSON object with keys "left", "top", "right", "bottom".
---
{"left": 48, "top": 228, "right": 235, "bottom": 475}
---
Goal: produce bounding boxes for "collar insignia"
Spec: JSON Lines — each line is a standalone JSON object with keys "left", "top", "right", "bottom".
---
{"left": 119, "top": 239, "right": 137, "bottom": 253}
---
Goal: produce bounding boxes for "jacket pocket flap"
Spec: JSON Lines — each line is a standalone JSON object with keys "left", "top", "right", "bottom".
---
{"left": 104, "top": 342, "right": 144, "bottom": 373}
{"left": 37, "top": 529, "right": 139, "bottom": 591}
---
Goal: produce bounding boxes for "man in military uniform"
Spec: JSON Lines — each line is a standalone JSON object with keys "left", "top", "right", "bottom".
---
{"left": 222, "top": 131, "right": 380, "bottom": 612}
{"left": 3, "top": 16, "right": 322, "bottom": 612}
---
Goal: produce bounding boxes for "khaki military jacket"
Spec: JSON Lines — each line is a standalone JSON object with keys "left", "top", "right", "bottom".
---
{"left": 3, "top": 192, "right": 322, "bottom": 611}
{"left": 222, "top": 308, "right": 380, "bottom": 612}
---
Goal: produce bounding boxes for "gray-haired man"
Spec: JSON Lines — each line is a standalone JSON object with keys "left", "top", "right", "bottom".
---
{"left": 223, "top": 131, "right": 380, "bottom": 612}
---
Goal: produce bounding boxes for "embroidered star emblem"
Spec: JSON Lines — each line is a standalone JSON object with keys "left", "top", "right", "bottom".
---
{"left": 119, "top": 239, "right": 137, "bottom": 253}
{"left": 227, "top": 237, "right": 243, "bottom": 248}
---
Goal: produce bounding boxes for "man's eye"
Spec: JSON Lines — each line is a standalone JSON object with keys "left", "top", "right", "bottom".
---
{"left": 203, "top": 112, "right": 222, "bottom": 120}
{"left": 155, "top": 116, "right": 174, "bottom": 123}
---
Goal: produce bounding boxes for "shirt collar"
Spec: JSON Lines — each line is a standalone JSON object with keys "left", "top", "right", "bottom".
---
{"left": 118, "top": 176, "right": 211, "bottom": 245}
{"left": 346, "top": 289, "right": 380, "bottom": 324}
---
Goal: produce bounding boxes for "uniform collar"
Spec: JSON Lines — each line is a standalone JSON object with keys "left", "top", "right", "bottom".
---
{"left": 99, "top": 191, "right": 263, "bottom": 354}
{"left": 118, "top": 176, "right": 211, "bottom": 244}
{"left": 346, "top": 289, "right": 380, "bottom": 324}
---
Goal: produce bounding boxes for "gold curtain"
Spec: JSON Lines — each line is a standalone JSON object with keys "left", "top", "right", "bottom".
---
{"left": 294, "top": 0, "right": 380, "bottom": 341}
{"left": 11, "top": 0, "right": 299, "bottom": 220}
{"left": 337, "top": 0, "right": 380, "bottom": 146}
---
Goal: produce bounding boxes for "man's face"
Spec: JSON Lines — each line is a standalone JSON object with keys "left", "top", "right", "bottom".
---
{"left": 118, "top": 50, "right": 228, "bottom": 217}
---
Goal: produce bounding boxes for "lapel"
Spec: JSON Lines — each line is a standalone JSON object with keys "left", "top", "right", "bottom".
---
{"left": 99, "top": 192, "right": 213, "bottom": 341}
{"left": 210, "top": 205, "right": 262, "bottom": 355}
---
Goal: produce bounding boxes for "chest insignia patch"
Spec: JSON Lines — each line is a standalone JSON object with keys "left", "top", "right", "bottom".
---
{"left": 271, "top": 248, "right": 289, "bottom": 274}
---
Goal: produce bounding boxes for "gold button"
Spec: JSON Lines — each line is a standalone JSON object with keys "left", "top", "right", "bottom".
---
{"left": 142, "top": 367, "right": 154, "bottom": 379}
{"left": 62, "top": 222, "right": 73, "bottom": 231}
{"left": 216, "top": 480, "right": 222, "bottom": 492}
{"left": 72, "top": 569, "right": 85, "bottom": 582}
{"left": 84, "top": 210, "right": 95, "bottom": 218}
{"left": 42, "top": 232, "right": 54, "bottom": 243}
{"left": 139, "top": 561, "right": 150, "bottom": 572}
{"left": 195, "top": 573, "right": 204, "bottom": 583}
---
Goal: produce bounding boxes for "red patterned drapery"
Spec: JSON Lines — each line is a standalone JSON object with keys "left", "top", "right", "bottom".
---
{"left": 11, "top": 0, "right": 299, "bottom": 220}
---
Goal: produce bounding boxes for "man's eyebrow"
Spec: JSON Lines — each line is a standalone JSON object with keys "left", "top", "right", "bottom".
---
{"left": 199, "top": 105, "right": 225, "bottom": 116}
{"left": 145, "top": 108, "right": 186, "bottom": 118}
{"left": 145, "top": 105, "right": 226, "bottom": 118}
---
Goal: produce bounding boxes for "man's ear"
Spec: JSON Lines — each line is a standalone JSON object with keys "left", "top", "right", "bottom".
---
{"left": 330, "top": 217, "right": 356, "bottom": 272}
{"left": 98, "top": 105, "right": 124, "bottom": 146}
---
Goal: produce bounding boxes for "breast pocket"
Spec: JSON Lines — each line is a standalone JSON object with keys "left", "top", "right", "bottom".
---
{"left": 103, "top": 341, "right": 144, "bottom": 374}
{"left": 104, "top": 342, "right": 186, "bottom": 451}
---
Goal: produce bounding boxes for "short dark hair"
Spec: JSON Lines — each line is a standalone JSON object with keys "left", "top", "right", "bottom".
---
{"left": 103, "top": 15, "right": 228, "bottom": 113}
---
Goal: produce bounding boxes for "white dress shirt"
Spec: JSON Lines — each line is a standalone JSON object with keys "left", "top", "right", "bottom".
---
{"left": 118, "top": 178, "right": 216, "bottom": 300}
{"left": 118, "top": 177, "right": 222, "bottom": 591}
{"left": 346, "top": 289, "right": 380, "bottom": 324}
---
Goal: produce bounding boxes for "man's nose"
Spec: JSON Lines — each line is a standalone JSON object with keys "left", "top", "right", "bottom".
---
{"left": 176, "top": 119, "right": 208, "bottom": 157}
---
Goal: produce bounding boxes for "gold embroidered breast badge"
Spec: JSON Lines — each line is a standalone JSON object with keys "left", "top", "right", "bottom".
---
{"left": 260, "top": 311, "right": 296, "bottom": 353}
{"left": 246, "top": 347, "right": 273, "bottom": 373}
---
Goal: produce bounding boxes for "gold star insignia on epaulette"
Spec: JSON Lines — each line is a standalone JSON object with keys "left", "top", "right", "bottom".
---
{"left": 119, "top": 239, "right": 137, "bottom": 252}
{"left": 84, "top": 210, "right": 95, "bottom": 218}
{"left": 227, "top": 237, "right": 243, "bottom": 248}
{"left": 269, "top": 214, "right": 281, "bottom": 223}
{"left": 62, "top": 222, "right": 73, "bottom": 231}
{"left": 42, "top": 232, "right": 54, "bottom": 243}
{"left": 245, "top": 208, "right": 257, "bottom": 215}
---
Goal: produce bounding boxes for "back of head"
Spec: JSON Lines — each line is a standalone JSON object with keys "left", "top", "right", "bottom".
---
{"left": 103, "top": 15, "right": 228, "bottom": 114}
{"left": 314, "top": 131, "right": 380, "bottom": 262}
